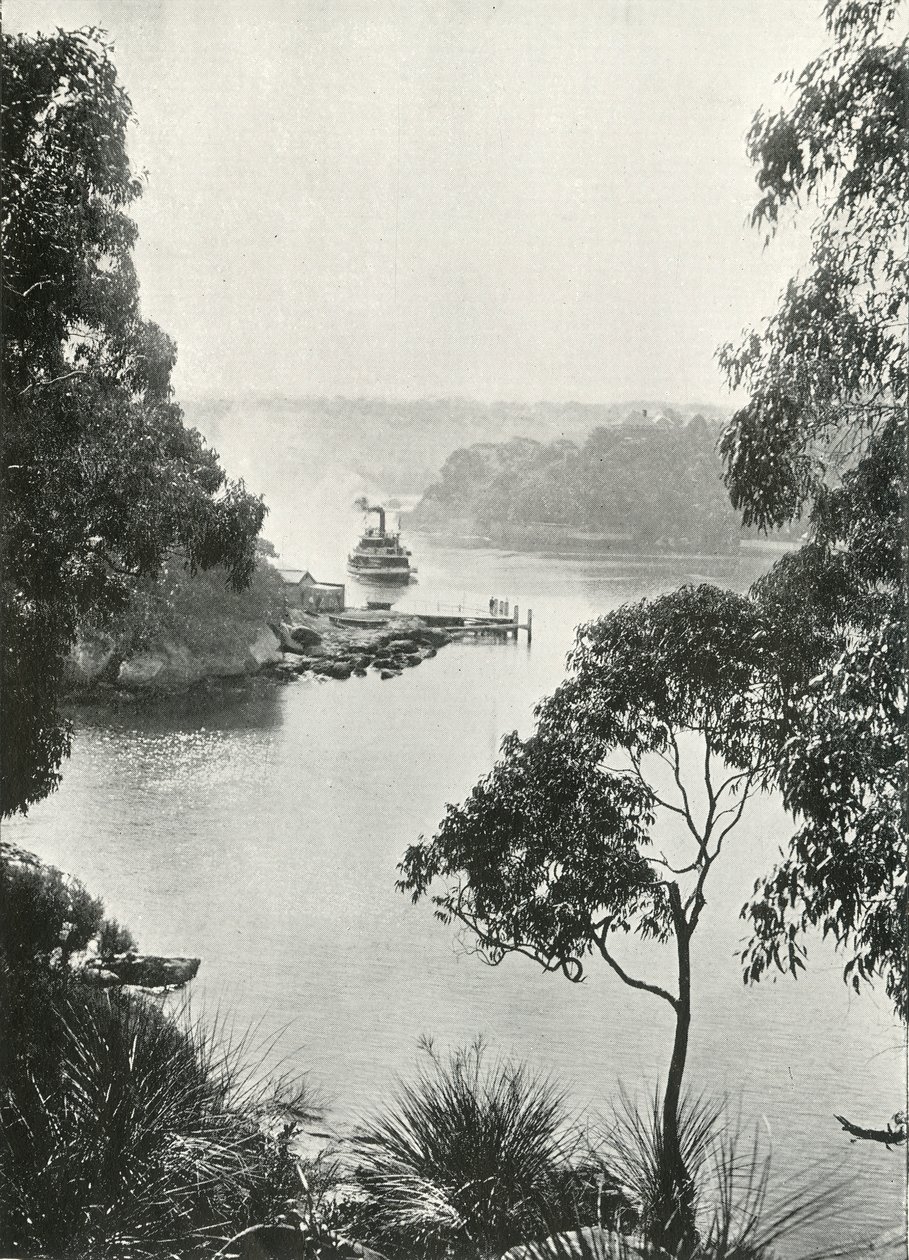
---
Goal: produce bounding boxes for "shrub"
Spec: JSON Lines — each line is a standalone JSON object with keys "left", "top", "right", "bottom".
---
{"left": 0, "top": 852, "right": 105, "bottom": 972}
{"left": 350, "top": 1041, "right": 610, "bottom": 1260}
{"left": 0, "top": 989, "right": 313, "bottom": 1259}
{"left": 0, "top": 850, "right": 128, "bottom": 1086}
{"left": 590, "top": 1090, "right": 846, "bottom": 1260}
{"left": 0, "top": 852, "right": 316, "bottom": 1259}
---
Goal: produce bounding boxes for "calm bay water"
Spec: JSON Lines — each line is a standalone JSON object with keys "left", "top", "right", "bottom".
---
{"left": 7, "top": 544, "right": 905, "bottom": 1254}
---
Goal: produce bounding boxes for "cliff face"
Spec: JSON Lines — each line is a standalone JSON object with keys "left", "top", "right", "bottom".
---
{"left": 64, "top": 626, "right": 283, "bottom": 694}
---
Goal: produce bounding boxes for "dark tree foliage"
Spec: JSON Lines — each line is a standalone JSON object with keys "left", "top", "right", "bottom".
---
{"left": 2, "top": 29, "right": 267, "bottom": 815}
{"left": 401, "top": 585, "right": 778, "bottom": 1251}
{"left": 413, "top": 419, "right": 741, "bottom": 554}
{"left": 717, "top": 0, "right": 907, "bottom": 1018}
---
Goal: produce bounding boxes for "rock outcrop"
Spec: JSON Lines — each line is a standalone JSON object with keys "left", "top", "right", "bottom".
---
{"left": 66, "top": 614, "right": 450, "bottom": 697}
{"left": 67, "top": 626, "right": 283, "bottom": 695}
{"left": 82, "top": 952, "right": 201, "bottom": 989}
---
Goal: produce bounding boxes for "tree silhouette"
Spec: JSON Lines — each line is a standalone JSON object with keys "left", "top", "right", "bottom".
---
{"left": 2, "top": 29, "right": 266, "bottom": 814}
{"left": 400, "top": 585, "right": 779, "bottom": 1251}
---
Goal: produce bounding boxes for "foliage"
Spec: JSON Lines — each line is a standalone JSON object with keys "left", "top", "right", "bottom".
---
{"left": 74, "top": 548, "right": 286, "bottom": 680}
{"left": 0, "top": 850, "right": 136, "bottom": 1089}
{"left": 400, "top": 586, "right": 778, "bottom": 1252}
{"left": 413, "top": 419, "right": 741, "bottom": 553}
{"left": 602, "top": 1092, "right": 724, "bottom": 1252}
{"left": 350, "top": 1041, "right": 604, "bottom": 1260}
{"left": 400, "top": 585, "right": 776, "bottom": 981}
{"left": 573, "top": 1091, "right": 850, "bottom": 1260}
{"left": 1, "top": 852, "right": 106, "bottom": 975}
{"left": 0, "top": 988, "right": 312, "bottom": 1259}
{"left": 0, "top": 853, "right": 319, "bottom": 1260}
{"left": 716, "top": 0, "right": 907, "bottom": 1018}
{"left": 2, "top": 28, "right": 267, "bottom": 815}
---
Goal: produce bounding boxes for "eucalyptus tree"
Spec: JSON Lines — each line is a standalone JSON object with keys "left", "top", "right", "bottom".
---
{"left": 717, "top": 0, "right": 907, "bottom": 1021}
{"left": 2, "top": 28, "right": 266, "bottom": 815}
{"left": 400, "top": 585, "right": 781, "bottom": 1253}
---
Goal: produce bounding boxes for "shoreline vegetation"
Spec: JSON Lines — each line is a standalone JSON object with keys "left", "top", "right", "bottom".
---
{"left": 1, "top": 843, "right": 859, "bottom": 1260}
{"left": 407, "top": 416, "right": 787, "bottom": 558}
{"left": 3, "top": 3, "right": 905, "bottom": 1257}
{"left": 62, "top": 551, "right": 453, "bottom": 701}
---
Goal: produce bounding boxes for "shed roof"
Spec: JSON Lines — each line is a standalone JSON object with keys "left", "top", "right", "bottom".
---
{"left": 277, "top": 568, "right": 313, "bottom": 585}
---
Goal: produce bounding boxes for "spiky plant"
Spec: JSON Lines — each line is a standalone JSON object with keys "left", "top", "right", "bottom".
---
{"left": 0, "top": 986, "right": 315, "bottom": 1259}
{"left": 582, "top": 1090, "right": 858, "bottom": 1260}
{"left": 351, "top": 1041, "right": 600, "bottom": 1260}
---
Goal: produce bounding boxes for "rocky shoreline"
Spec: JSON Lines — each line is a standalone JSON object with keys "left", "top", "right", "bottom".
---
{"left": 63, "top": 610, "right": 452, "bottom": 700}
{"left": 271, "top": 610, "right": 451, "bottom": 683}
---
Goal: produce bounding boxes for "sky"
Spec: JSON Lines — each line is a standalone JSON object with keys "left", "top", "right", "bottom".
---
{"left": 8, "top": 0, "right": 827, "bottom": 405}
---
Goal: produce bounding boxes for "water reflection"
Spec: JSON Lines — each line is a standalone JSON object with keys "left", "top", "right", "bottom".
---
{"left": 66, "top": 677, "right": 284, "bottom": 736}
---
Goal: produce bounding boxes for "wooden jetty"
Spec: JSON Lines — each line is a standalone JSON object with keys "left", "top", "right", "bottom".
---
{"left": 413, "top": 602, "right": 533, "bottom": 644}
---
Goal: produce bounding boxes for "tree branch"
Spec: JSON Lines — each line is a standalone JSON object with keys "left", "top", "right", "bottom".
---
{"left": 19, "top": 368, "right": 87, "bottom": 395}
{"left": 594, "top": 927, "right": 677, "bottom": 1009}
{"left": 668, "top": 733, "right": 704, "bottom": 848}
{"left": 834, "top": 1114, "right": 906, "bottom": 1148}
{"left": 5, "top": 278, "right": 56, "bottom": 299}
{"left": 452, "top": 909, "right": 586, "bottom": 983}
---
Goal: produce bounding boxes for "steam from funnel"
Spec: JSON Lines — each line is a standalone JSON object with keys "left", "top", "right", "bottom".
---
{"left": 354, "top": 496, "right": 386, "bottom": 534}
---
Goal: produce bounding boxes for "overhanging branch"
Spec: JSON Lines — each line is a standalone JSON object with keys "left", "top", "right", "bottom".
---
{"left": 834, "top": 1114, "right": 906, "bottom": 1148}
{"left": 594, "top": 928, "right": 677, "bottom": 1009}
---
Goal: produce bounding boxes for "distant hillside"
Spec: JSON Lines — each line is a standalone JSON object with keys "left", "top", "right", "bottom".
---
{"left": 411, "top": 413, "right": 742, "bottom": 555}
{"left": 179, "top": 394, "right": 730, "bottom": 566}
{"left": 183, "top": 394, "right": 729, "bottom": 495}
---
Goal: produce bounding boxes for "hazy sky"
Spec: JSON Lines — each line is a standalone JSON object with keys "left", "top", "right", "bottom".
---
{"left": 9, "top": 1, "right": 825, "bottom": 404}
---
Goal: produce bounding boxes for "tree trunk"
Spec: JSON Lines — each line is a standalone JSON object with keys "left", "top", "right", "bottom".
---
{"left": 653, "top": 883, "right": 695, "bottom": 1256}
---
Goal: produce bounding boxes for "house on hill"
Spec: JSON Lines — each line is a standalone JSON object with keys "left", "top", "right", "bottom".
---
{"left": 278, "top": 569, "right": 345, "bottom": 613}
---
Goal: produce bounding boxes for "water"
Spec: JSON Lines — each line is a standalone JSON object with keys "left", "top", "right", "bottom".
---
{"left": 6, "top": 544, "right": 905, "bottom": 1255}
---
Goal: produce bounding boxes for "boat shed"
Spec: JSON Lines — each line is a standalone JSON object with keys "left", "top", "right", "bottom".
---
{"left": 278, "top": 569, "right": 345, "bottom": 613}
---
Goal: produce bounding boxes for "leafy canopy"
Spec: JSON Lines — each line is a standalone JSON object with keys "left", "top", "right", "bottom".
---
{"left": 2, "top": 28, "right": 267, "bottom": 815}
{"left": 400, "top": 585, "right": 775, "bottom": 991}
{"left": 716, "top": 0, "right": 907, "bottom": 1018}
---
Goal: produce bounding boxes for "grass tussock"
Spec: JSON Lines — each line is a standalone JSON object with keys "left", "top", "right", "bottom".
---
{"left": 578, "top": 1089, "right": 863, "bottom": 1260}
{"left": 349, "top": 1039, "right": 612, "bottom": 1260}
{"left": 0, "top": 987, "right": 316, "bottom": 1259}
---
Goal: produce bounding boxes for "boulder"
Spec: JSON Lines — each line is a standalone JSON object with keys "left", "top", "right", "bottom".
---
{"left": 118, "top": 653, "right": 166, "bottom": 687}
{"left": 248, "top": 626, "right": 283, "bottom": 668}
{"left": 288, "top": 623, "right": 323, "bottom": 650}
{"left": 328, "top": 662, "right": 353, "bottom": 680}
{"left": 272, "top": 662, "right": 301, "bottom": 682}
{"left": 413, "top": 627, "right": 451, "bottom": 648}
{"left": 84, "top": 953, "right": 201, "bottom": 988}
{"left": 68, "top": 638, "right": 117, "bottom": 682}
{"left": 162, "top": 640, "right": 204, "bottom": 684}
{"left": 386, "top": 637, "right": 421, "bottom": 656}
{"left": 82, "top": 968, "right": 122, "bottom": 987}
{"left": 267, "top": 622, "right": 314, "bottom": 656}
{"left": 379, "top": 669, "right": 401, "bottom": 680}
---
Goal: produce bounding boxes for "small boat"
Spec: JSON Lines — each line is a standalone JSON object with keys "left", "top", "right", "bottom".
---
{"left": 328, "top": 612, "right": 390, "bottom": 629}
{"left": 347, "top": 503, "right": 415, "bottom": 585}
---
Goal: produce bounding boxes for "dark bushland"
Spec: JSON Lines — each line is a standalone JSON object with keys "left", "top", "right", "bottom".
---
{"left": 0, "top": 853, "right": 313, "bottom": 1259}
